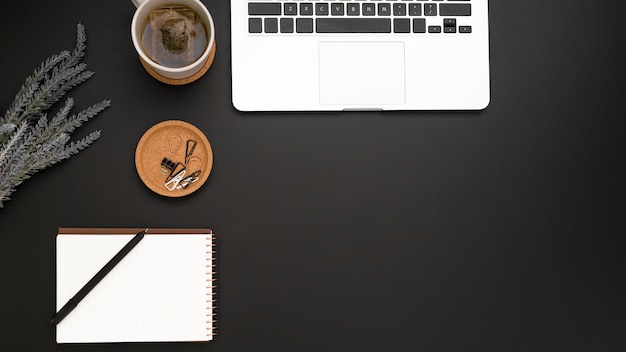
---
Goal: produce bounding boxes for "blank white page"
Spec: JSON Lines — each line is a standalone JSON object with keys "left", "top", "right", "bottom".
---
{"left": 56, "top": 232, "right": 215, "bottom": 343}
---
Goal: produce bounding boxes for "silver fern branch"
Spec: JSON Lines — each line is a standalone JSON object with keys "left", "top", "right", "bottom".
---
{"left": 0, "top": 23, "right": 109, "bottom": 208}
{"left": 0, "top": 122, "right": 29, "bottom": 169}
{"left": 1, "top": 51, "right": 70, "bottom": 126}
{"left": 0, "top": 23, "right": 92, "bottom": 132}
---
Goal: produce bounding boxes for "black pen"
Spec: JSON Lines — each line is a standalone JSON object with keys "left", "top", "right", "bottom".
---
{"left": 51, "top": 228, "right": 149, "bottom": 325}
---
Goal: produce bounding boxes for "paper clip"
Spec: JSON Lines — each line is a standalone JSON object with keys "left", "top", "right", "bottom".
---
{"left": 167, "top": 132, "right": 184, "bottom": 157}
{"left": 185, "top": 155, "right": 203, "bottom": 175}
{"left": 185, "top": 139, "right": 197, "bottom": 163}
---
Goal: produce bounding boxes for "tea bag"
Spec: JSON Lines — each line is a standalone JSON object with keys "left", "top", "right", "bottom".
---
{"left": 148, "top": 6, "right": 197, "bottom": 66}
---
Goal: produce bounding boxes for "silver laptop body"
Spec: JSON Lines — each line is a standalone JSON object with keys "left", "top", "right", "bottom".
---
{"left": 231, "top": 0, "right": 490, "bottom": 111}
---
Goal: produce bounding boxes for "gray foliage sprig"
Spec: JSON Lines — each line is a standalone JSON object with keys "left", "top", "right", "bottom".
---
{"left": 0, "top": 23, "right": 110, "bottom": 208}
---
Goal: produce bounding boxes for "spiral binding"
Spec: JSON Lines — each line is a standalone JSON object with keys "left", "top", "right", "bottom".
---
{"left": 206, "top": 231, "right": 218, "bottom": 338}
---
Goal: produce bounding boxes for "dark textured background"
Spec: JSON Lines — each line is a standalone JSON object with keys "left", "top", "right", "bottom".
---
{"left": 0, "top": 1, "right": 624, "bottom": 351}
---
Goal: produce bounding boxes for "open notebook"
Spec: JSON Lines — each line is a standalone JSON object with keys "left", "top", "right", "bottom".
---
{"left": 55, "top": 228, "right": 217, "bottom": 343}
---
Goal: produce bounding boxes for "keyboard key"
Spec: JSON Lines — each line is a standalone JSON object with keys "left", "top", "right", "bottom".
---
{"left": 265, "top": 18, "right": 278, "bottom": 33}
{"left": 280, "top": 18, "right": 294, "bottom": 33}
{"left": 363, "top": 3, "right": 376, "bottom": 16}
{"left": 296, "top": 18, "right": 313, "bottom": 33}
{"left": 393, "top": 4, "right": 407, "bottom": 16}
{"left": 459, "top": 26, "right": 472, "bottom": 33}
{"left": 347, "top": 3, "right": 360, "bottom": 16}
{"left": 362, "top": 3, "right": 376, "bottom": 16}
{"left": 409, "top": 4, "right": 422, "bottom": 16}
{"left": 316, "top": 3, "right": 329, "bottom": 16}
{"left": 424, "top": 4, "right": 437, "bottom": 16}
{"left": 300, "top": 3, "right": 313, "bottom": 16}
{"left": 316, "top": 18, "right": 391, "bottom": 33}
{"left": 249, "top": 3, "right": 281, "bottom": 15}
{"left": 428, "top": 25, "right": 442, "bottom": 33}
{"left": 443, "top": 18, "right": 456, "bottom": 33}
{"left": 331, "top": 3, "right": 345, "bottom": 16}
{"left": 249, "top": 18, "right": 262, "bottom": 33}
{"left": 284, "top": 3, "right": 297, "bottom": 16}
{"left": 394, "top": 19, "right": 410, "bottom": 33}
{"left": 439, "top": 4, "right": 471, "bottom": 16}
{"left": 378, "top": 3, "right": 391, "bottom": 16}
{"left": 443, "top": 18, "right": 456, "bottom": 27}
{"left": 413, "top": 18, "right": 426, "bottom": 33}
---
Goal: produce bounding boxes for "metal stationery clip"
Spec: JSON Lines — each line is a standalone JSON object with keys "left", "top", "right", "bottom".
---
{"left": 160, "top": 157, "right": 177, "bottom": 175}
{"left": 165, "top": 168, "right": 187, "bottom": 191}
{"left": 185, "top": 139, "right": 197, "bottom": 163}
{"left": 167, "top": 132, "right": 184, "bottom": 157}
{"left": 180, "top": 170, "right": 201, "bottom": 189}
{"left": 164, "top": 162, "right": 187, "bottom": 191}
{"left": 158, "top": 138, "right": 203, "bottom": 191}
{"left": 165, "top": 162, "right": 185, "bottom": 182}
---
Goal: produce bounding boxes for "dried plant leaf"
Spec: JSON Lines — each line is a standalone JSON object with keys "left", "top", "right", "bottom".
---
{"left": 0, "top": 24, "right": 110, "bottom": 207}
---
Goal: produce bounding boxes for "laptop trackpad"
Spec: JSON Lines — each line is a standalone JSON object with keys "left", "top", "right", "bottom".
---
{"left": 319, "top": 42, "right": 406, "bottom": 106}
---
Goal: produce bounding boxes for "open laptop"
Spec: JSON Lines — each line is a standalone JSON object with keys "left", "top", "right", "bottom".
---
{"left": 230, "top": 0, "right": 490, "bottom": 111}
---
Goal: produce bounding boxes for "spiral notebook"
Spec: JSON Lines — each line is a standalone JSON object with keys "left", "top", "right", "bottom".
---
{"left": 55, "top": 228, "right": 217, "bottom": 344}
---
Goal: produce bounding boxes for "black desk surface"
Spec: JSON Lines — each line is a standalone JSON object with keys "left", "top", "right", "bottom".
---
{"left": 1, "top": 1, "right": 625, "bottom": 351}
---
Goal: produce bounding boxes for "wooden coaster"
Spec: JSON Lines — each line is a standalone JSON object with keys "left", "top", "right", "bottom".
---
{"left": 135, "top": 120, "right": 213, "bottom": 197}
{"left": 139, "top": 41, "right": 216, "bottom": 85}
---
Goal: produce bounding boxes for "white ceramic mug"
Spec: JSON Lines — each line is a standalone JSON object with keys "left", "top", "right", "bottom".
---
{"left": 131, "top": 0, "right": 215, "bottom": 82}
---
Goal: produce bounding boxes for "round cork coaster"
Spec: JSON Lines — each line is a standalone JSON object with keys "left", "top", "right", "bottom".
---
{"left": 135, "top": 120, "right": 213, "bottom": 197}
{"left": 139, "top": 41, "right": 216, "bottom": 85}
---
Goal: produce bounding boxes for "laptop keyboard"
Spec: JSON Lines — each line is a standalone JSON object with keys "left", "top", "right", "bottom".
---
{"left": 247, "top": 0, "right": 473, "bottom": 34}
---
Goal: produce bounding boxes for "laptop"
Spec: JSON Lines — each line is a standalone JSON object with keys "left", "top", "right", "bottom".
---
{"left": 230, "top": 0, "right": 490, "bottom": 111}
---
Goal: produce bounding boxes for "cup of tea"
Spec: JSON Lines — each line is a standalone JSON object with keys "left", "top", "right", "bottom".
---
{"left": 131, "top": 0, "right": 216, "bottom": 84}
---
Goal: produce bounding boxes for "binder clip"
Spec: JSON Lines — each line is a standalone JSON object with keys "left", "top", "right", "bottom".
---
{"left": 160, "top": 157, "right": 177, "bottom": 175}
